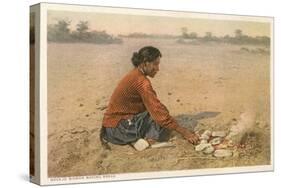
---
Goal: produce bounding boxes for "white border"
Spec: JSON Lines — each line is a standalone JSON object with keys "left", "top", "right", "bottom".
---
{"left": 45, "top": 165, "right": 272, "bottom": 185}
{"left": 45, "top": 2, "right": 272, "bottom": 22}
{"left": 38, "top": 2, "right": 274, "bottom": 185}
{"left": 270, "top": 17, "right": 274, "bottom": 168}
{"left": 39, "top": 3, "right": 48, "bottom": 185}
{"left": 30, "top": 5, "right": 41, "bottom": 185}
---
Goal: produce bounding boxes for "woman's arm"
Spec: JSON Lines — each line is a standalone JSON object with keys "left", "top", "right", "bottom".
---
{"left": 174, "top": 126, "right": 199, "bottom": 144}
{"left": 137, "top": 78, "right": 199, "bottom": 144}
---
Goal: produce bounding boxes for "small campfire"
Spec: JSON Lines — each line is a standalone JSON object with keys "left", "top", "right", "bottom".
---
{"left": 194, "top": 112, "right": 256, "bottom": 157}
{"left": 194, "top": 130, "right": 236, "bottom": 157}
{"left": 194, "top": 130, "right": 250, "bottom": 158}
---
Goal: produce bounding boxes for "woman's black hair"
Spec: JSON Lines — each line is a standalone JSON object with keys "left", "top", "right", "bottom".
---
{"left": 131, "top": 46, "right": 162, "bottom": 67}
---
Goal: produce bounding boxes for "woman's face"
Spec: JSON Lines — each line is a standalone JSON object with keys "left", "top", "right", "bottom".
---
{"left": 143, "top": 57, "right": 160, "bottom": 78}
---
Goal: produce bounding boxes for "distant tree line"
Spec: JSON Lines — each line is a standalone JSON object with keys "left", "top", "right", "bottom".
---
{"left": 180, "top": 27, "right": 270, "bottom": 45}
{"left": 48, "top": 20, "right": 122, "bottom": 44}
{"left": 119, "top": 32, "right": 179, "bottom": 39}
{"left": 121, "top": 27, "right": 270, "bottom": 46}
{"left": 47, "top": 20, "right": 270, "bottom": 46}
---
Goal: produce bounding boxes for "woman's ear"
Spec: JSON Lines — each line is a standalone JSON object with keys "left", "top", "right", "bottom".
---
{"left": 139, "top": 63, "right": 146, "bottom": 69}
{"left": 138, "top": 63, "right": 147, "bottom": 75}
{"left": 143, "top": 62, "right": 149, "bottom": 67}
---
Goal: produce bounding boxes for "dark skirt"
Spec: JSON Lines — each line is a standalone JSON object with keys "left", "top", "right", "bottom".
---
{"left": 101, "top": 111, "right": 170, "bottom": 145}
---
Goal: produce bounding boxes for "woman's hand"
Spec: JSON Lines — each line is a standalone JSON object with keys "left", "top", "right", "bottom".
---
{"left": 175, "top": 126, "right": 200, "bottom": 145}
{"left": 183, "top": 132, "right": 200, "bottom": 145}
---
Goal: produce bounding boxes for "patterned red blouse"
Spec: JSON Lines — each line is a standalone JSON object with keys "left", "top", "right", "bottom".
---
{"left": 102, "top": 68, "right": 180, "bottom": 130}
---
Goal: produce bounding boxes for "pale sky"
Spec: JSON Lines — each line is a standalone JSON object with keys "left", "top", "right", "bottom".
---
{"left": 48, "top": 10, "right": 271, "bottom": 37}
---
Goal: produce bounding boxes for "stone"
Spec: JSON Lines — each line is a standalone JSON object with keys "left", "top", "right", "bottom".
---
{"left": 227, "top": 140, "right": 234, "bottom": 147}
{"left": 203, "top": 145, "right": 215, "bottom": 154}
{"left": 200, "top": 139, "right": 208, "bottom": 144}
{"left": 151, "top": 142, "right": 175, "bottom": 148}
{"left": 199, "top": 130, "right": 212, "bottom": 140}
{"left": 214, "top": 143, "right": 228, "bottom": 149}
{"left": 200, "top": 134, "right": 210, "bottom": 140}
{"left": 212, "top": 131, "right": 227, "bottom": 137}
{"left": 202, "top": 130, "right": 212, "bottom": 136}
{"left": 213, "top": 149, "right": 233, "bottom": 158}
{"left": 209, "top": 137, "right": 222, "bottom": 145}
{"left": 133, "top": 139, "right": 149, "bottom": 151}
{"left": 195, "top": 143, "right": 211, "bottom": 151}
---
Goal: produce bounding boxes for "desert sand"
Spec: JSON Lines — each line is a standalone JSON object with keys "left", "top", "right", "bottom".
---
{"left": 47, "top": 38, "right": 271, "bottom": 177}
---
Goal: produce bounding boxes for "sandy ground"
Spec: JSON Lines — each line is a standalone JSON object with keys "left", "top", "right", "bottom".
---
{"left": 47, "top": 38, "right": 271, "bottom": 177}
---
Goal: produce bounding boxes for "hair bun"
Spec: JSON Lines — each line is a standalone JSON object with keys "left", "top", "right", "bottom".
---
{"left": 131, "top": 46, "right": 161, "bottom": 67}
{"left": 131, "top": 52, "right": 141, "bottom": 67}
{"left": 133, "top": 52, "right": 139, "bottom": 58}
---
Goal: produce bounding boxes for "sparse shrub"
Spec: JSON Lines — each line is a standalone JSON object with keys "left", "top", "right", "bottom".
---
{"left": 48, "top": 19, "right": 123, "bottom": 44}
{"left": 240, "top": 47, "right": 250, "bottom": 52}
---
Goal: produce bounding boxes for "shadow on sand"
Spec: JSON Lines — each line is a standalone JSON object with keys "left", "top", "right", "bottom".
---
{"left": 175, "top": 111, "right": 221, "bottom": 131}
{"left": 159, "top": 111, "right": 221, "bottom": 141}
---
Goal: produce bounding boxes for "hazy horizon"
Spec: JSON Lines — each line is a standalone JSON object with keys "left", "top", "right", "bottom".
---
{"left": 48, "top": 10, "right": 271, "bottom": 38}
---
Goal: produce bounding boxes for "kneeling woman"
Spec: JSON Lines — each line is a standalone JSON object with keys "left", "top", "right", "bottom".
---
{"left": 101, "top": 46, "right": 199, "bottom": 149}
